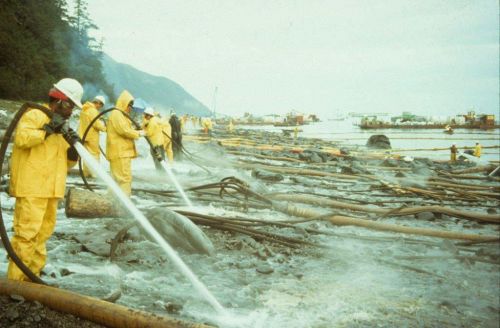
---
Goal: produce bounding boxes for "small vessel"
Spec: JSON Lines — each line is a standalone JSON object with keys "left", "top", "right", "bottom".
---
{"left": 443, "top": 125, "right": 454, "bottom": 134}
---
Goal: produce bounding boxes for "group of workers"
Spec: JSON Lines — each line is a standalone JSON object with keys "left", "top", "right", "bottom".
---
{"left": 450, "top": 142, "right": 482, "bottom": 162}
{"left": 6, "top": 78, "right": 177, "bottom": 282}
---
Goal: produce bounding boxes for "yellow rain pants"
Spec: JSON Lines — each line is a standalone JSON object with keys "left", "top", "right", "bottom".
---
{"left": 109, "top": 157, "right": 132, "bottom": 196}
{"left": 8, "top": 197, "right": 59, "bottom": 281}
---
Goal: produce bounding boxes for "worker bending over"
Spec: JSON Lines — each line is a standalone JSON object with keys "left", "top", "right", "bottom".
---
{"left": 106, "top": 90, "right": 143, "bottom": 196}
{"left": 8, "top": 78, "right": 83, "bottom": 281}
{"left": 77, "top": 95, "right": 106, "bottom": 177}
{"left": 142, "top": 107, "right": 165, "bottom": 169}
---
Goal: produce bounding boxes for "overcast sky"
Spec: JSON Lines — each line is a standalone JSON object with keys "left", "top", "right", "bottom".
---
{"left": 81, "top": 0, "right": 498, "bottom": 117}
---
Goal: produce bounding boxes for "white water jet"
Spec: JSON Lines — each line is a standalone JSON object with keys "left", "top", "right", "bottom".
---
{"left": 159, "top": 161, "right": 193, "bottom": 208}
{"left": 74, "top": 142, "right": 226, "bottom": 314}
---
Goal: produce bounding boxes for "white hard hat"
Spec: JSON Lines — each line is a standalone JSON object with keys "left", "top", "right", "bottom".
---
{"left": 53, "top": 78, "right": 83, "bottom": 108}
{"left": 144, "top": 107, "right": 155, "bottom": 116}
{"left": 93, "top": 95, "right": 106, "bottom": 105}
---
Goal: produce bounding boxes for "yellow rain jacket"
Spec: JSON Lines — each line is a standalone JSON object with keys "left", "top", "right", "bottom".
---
{"left": 106, "top": 91, "right": 140, "bottom": 196}
{"left": 78, "top": 101, "right": 106, "bottom": 155}
{"left": 143, "top": 116, "right": 164, "bottom": 147}
{"left": 474, "top": 144, "right": 482, "bottom": 157}
{"left": 106, "top": 91, "right": 140, "bottom": 160}
{"left": 10, "top": 108, "right": 75, "bottom": 198}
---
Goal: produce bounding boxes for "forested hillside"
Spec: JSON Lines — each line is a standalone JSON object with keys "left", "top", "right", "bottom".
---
{"left": 0, "top": 0, "right": 112, "bottom": 101}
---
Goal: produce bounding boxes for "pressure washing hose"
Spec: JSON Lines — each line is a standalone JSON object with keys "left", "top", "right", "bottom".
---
{"left": 0, "top": 102, "right": 55, "bottom": 284}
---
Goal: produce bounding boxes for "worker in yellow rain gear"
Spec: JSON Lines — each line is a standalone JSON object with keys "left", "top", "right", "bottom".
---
{"left": 191, "top": 115, "right": 198, "bottom": 128}
{"left": 227, "top": 119, "right": 234, "bottom": 133}
{"left": 474, "top": 142, "right": 482, "bottom": 158}
{"left": 161, "top": 116, "right": 174, "bottom": 163}
{"left": 8, "top": 78, "right": 83, "bottom": 281}
{"left": 77, "top": 95, "right": 106, "bottom": 177}
{"left": 106, "top": 90, "right": 143, "bottom": 196}
{"left": 293, "top": 125, "right": 299, "bottom": 141}
{"left": 202, "top": 117, "right": 213, "bottom": 135}
{"left": 450, "top": 143, "right": 458, "bottom": 162}
{"left": 180, "top": 114, "right": 188, "bottom": 133}
{"left": 142, "top": 107, "right": 165, "bottom": 169}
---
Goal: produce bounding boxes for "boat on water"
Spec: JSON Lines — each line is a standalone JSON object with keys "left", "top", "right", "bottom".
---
{"left": 358, "top": 111, "right": 499, "bottom": 130}
{"left": 273, "top": 112, "right": 310, "bottom": 127}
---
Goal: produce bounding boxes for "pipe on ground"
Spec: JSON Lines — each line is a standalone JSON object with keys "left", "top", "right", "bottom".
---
{"left": 0, "top": 279, "right": 212, "bottom": 328}
{"left": 271, "top": 201, "right": 499, "bottom": 242}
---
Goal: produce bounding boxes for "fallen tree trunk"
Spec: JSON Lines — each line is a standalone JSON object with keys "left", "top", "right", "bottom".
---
{"left": 65, "top": 188, "right": 119, "bottom": 218}
{"left": 0, "top": 279, "right": 211, "bottom": 328}
{"left": 268, "top": 193, "right": 500, "bottom": 223}
{"left": 451, "top": 165, "right": 495, "bottom": 175}
{"left": 271, "top": 202, "right": 499, "bottom": 242}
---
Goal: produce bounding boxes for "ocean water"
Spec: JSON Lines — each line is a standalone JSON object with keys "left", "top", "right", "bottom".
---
{"left": 237, "top": 118, "right": 500, "bottom": 162}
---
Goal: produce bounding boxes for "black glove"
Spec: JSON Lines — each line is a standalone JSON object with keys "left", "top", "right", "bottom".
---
{"left": 152, "top": 146, "right": 163, "bottom": 161}
{"left": 60, "top": 123, "right": 81, "bottom": 145}
{"left": 43, "top": 113, "right": 65, "bottom": 136}
{"left": 67, "top": 146, "right": 79, "bottom": 161}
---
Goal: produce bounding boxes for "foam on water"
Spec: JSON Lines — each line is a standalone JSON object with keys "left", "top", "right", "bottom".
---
{"left": 74, "top": 142, "right": 226, "bottom": 315}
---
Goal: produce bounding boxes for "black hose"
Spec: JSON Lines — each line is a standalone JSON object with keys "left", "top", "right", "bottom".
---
{"left": 78, "top": 107, "right": 156, "bottom": 191}
{"left": 0, "top": 102, "right": 56, "bottom": 284}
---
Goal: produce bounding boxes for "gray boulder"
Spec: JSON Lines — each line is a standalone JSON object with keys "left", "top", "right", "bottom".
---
{"left": 366, "top": 135, "right": 391, "bottom": 149}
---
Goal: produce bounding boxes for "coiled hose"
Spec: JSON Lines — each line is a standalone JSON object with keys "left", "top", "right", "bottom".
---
{"left": 0, "top": 102, "right": 57, "bottom": 284}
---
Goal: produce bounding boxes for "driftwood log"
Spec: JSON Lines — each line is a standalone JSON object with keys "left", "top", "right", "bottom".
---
{"left": 267, "top": 193, "right": 500, "bottom": 223}
{"left": 65, "top": 188, "right": 119, "bottom": 218}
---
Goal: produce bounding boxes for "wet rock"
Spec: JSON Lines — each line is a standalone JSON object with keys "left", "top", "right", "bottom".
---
{"left": 256, "top": 264, "right": 274, "bottom": 274}
{"left": 10, "top": 294, "right": 25, "bottom": 302}
{"left": 164, "top": 302, "right": 183, "bottom": 314}
{"left": 310, "top": 152, "right": 324, "bottom": 163}
{"left": 251, "top": 169, "right": 284, "bottom": 182}
{"left": 415, "top": 157, "right": 434, "bottom": 167}
{"left": 144, "top": 208, "right": 215, "bottom": 255}
{"left": 59, "top": 268, "right": 73, "bottom": 276}
{"left": 411, "top": 162, "right": 434, "bottom": 176}
{"left": 487, "top": 208, "right": 497, "bottom": 215}
{"left": 415, "top": 212, "right": 436, "bottom": 221}
{"left": 5, "top": 307, "right": 19, "bottom": 320}
{"left": 383, "top": 159, "right": 399, "bottom": 167}
{"left": 340, "top": 148, "right": 350, "bottom": 155}
{"left": 395, "top": 172, "right": 406, "bottom": 178}
{"left": 366, "top": 134, "right": 391, "bottom": 149}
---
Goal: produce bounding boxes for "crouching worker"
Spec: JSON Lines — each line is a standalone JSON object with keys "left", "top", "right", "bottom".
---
{"left": 7, "top": 78, "right": 83, "bottom": 281}
{"left": 142, "top": 107, "right": 165, "bottom": 169}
